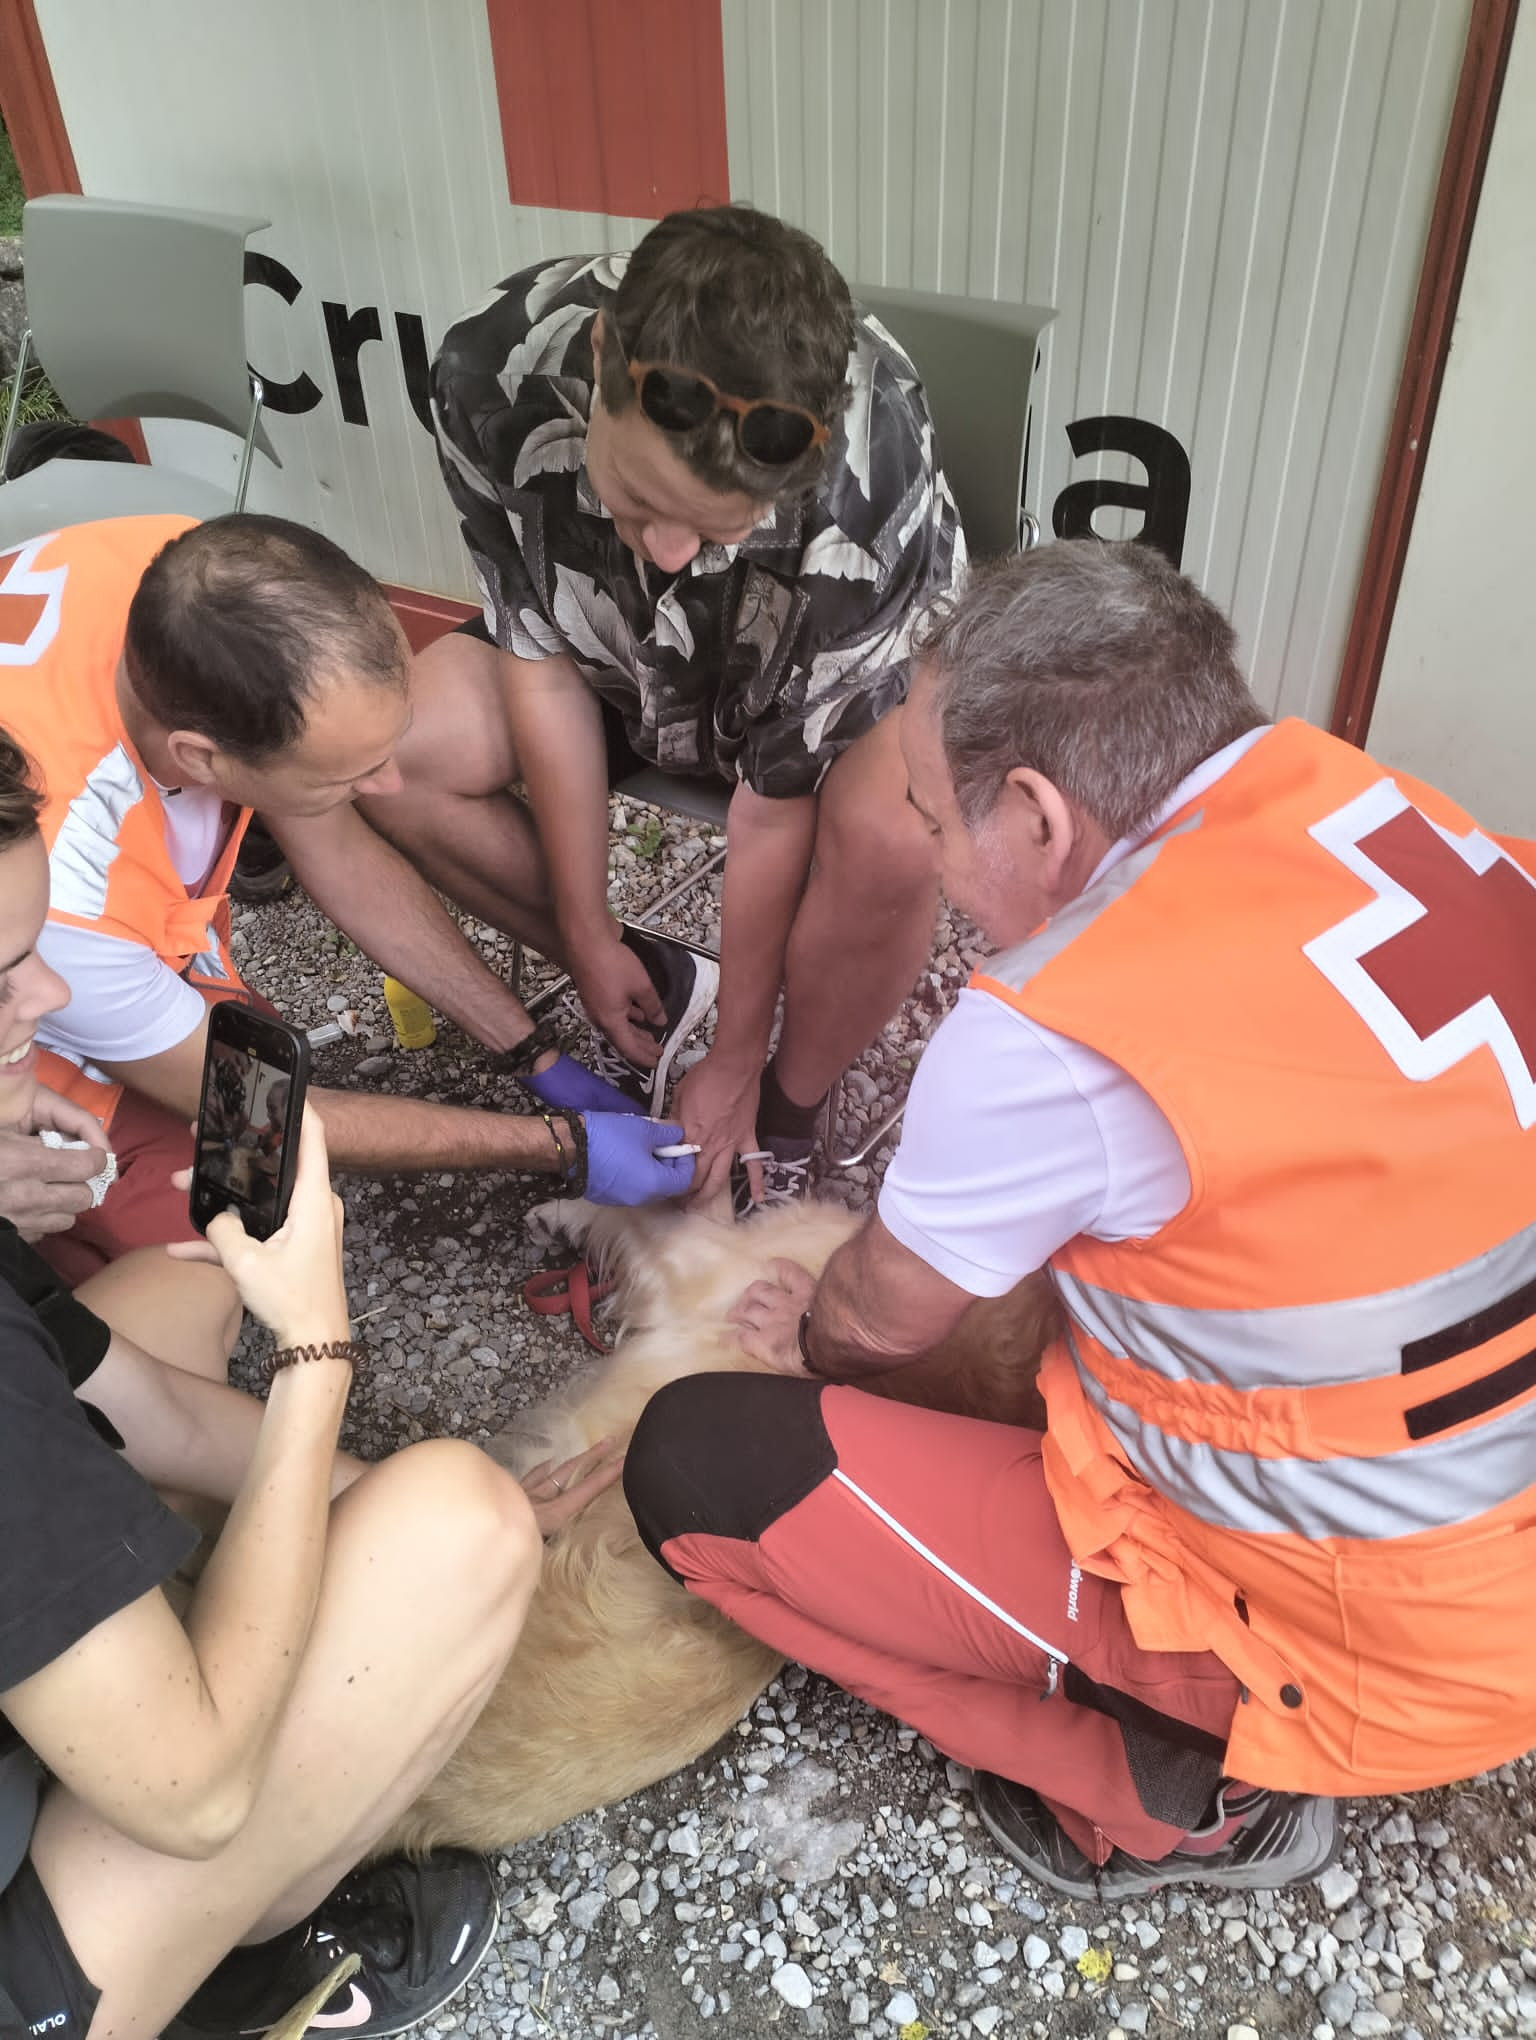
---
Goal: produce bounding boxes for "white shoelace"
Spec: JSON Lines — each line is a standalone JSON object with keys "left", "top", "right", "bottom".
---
{"left": 755, "top": 1151, "right": 812, "bottom": 1204}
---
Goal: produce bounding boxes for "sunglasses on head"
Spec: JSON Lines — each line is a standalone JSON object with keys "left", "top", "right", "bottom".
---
{"left": 617, "top": 329, "right": 831, "bottom": 468}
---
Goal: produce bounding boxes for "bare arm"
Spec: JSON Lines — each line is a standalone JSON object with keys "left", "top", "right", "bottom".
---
{"left": 82, "top": 1326, "right": 364, "bottom": 1504}
{"left": 731, "top": 1213, "right": 975, "bottom": 1379}
{"left": 1, "top": 1115, "right": 360, "bottom": 1858}
{"left": 98, "top": 1021, "right": 576, "bottom": 1178}
{"left": 674, "top": 784, "right": 817, "bottom": 1199}
{"left": 266, "top": 801, "right": 534, "bottom": 1055}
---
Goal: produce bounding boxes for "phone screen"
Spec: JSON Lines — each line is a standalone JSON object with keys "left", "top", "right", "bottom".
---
{"left": 196, "top": 1036, "right": 296, "bottom": 1225}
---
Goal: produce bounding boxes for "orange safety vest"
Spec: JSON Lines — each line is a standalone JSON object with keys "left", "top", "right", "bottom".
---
{"left": 0, "top": 519, "right": 252, "bottom": 1131}
{"left": 973, "top": 718, "right": 1536, "bottom": 1796}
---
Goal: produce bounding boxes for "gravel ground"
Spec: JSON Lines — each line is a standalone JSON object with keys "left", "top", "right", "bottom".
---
{"left": 232, "top": 797, "right": 1536, "bottom": 2040}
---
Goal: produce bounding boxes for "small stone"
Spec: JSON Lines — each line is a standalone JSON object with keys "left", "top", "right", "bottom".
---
{"left": 596, "top": 1975, "right": 621, "bottom": 2005}
{"left": 849, "top": 1991, "right": 871, "bottom": 2026}
{"left": 772, "top": 1963, "right": 815, "bottom": 2009}
{"left": 884, "top": 1990, "right": 919, "bottom": 2024}
{"left": 1226, "top": 2027, "right": 1261, "bottom": 2040}
{"left": 567, "top": 1891, "right": 606, "bottom": 1932}
{"left": 1120, "top": 2007, "right": 1150, "bottom": 2038}
{"left": 1319, "top": 1982, "right": 1357, "bottom": 2024}
{"left": 605, "top": 1861, "right": 639, "bottom": 1898}
{"left": 353, "top": 1053, "right": 393, "bottom": 1076}
{"left": 1023, "top": 1934, "right": 1051, "bottom": 1971}
{"left": 517, "top": 1889, "right": 559, "bottom": 1934}
{"left": 1315, "top": 1865, "right": 1360, "bottom": 1911}
{"left": 667, "top": 1824, "right": 702, "bottom": 1857}
{"left": 1350, "top": 2013, "right": 1393, "bottom": 2039}
{"left": 1435, "top": 1943, "right": 1464, "bottom": 1975}
{"left": 972, "top": 2011, "right": 1002, "bottom": 2037}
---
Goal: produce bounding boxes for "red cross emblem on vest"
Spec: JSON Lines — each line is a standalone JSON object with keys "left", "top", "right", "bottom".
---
{"left": 0, "top": 536, "right": 67, "bottom": 669}
{"left": 1306, "top": 780, "right": 1536, "bottom": 1128}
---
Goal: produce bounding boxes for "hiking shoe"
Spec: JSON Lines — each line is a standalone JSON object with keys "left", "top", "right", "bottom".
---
{"left": 230, "top": 817, "right": 293, "bottom": 905}
{"left": 731, "top": 1133, "right": 814, "bottom": 1217}
{"left": 973, "top": 1773, "right": 1339, "bottom": 1900}
{"left": 166, "top": 1848, "right": 499, "bottom": 2038}
{"left": 587, "top": 927, "right": 718, "bottom": 1114}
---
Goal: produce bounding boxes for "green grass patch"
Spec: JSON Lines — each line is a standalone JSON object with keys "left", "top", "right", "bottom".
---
{"left": 0, "top": 120, "right": 23, "bottom": 237}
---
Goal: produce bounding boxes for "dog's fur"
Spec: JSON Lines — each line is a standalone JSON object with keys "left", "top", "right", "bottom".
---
{"left": 384, "top": 1198, "right": 1057, "bottom": 1855}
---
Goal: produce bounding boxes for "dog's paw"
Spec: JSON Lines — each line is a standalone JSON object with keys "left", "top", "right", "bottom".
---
{"left": 525, "top": 1197, "right": 600, "bottom": 1253}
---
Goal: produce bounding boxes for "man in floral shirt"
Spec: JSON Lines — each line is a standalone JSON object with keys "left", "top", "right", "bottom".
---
{"left": 367, "top": 206, "right": 964, "bottom": 1201}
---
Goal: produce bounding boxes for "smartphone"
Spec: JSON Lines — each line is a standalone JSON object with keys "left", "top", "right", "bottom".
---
{"left": 190, "top": 1003, "right": 310, "bottom": 1240}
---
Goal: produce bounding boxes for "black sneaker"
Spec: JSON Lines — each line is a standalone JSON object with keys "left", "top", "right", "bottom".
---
{"left": 166, "top": 1849, "right": 499, "bottom": 2038}
{"left": 230, "top": 817, "right": 293, "bottom": 905}
{"left": 587, "top": 926, "right": 719, "bottom": 1114}
{"left": 973, "top": 1773, "right": 1339, "bottom": 1900}
{"left": 730, "top": 1133, "right": 814, "bottom": 1217}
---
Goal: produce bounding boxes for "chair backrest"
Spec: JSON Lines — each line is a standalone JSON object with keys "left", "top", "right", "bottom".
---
{"left": 854, "top": 285, "right": 1053, "bottom": 560}
{"left": 21, "top": 194, "right": 278, "bottom": 460}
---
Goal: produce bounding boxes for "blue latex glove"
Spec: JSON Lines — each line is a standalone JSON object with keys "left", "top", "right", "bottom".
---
{"left": 524, "top": 1051, "right": 645, "bottom": 1119}
{"left": 581, "top": 1115, "right": 696, "bottom": 1206}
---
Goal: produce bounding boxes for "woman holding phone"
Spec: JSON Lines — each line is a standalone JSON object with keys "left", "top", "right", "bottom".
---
{"left": 0, "top": 731, "right": 620, "bottom": 2037}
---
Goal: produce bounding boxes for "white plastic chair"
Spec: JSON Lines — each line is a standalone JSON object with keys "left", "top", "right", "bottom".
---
{"left": 0, "top": 194, "right": 278, "bottom": 546}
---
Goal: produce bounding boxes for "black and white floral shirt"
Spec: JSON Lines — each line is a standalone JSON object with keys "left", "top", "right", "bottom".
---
{"left": 431, "top": 254, "right": 966, "bottom": 799}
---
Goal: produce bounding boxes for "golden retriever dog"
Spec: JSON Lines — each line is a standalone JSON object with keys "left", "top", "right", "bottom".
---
{"left": 384, "top": 1196, "right": 1058, "bottom": 1856}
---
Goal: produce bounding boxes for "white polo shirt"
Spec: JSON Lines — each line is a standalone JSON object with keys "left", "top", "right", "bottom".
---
{"left": 878, "top": 730, "right": 1268, "bottom": 1296}
{"left": 37, "top": 782, "right": 232, "bottom": 1066}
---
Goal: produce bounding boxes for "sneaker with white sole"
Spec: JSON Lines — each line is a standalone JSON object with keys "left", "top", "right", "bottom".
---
{"left": 972, "top": 1773, "right": 1339, "bottom": 1900}
{"left": 587, "top": 927, "right": 719, "bottom": 1115}
{"left": 731, "top": 1133, "right": 814, "bottom": 1216}
{"left": 165, "top": 1849, "right": 499, "bottom": 2039}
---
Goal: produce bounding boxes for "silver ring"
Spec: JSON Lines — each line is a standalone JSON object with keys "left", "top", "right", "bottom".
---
{"left": 550, "top": 1475, "right": 565, "bottom": 1493}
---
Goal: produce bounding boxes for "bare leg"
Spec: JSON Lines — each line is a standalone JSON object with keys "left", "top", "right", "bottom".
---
{"left": 359, "top": 631, "right": 564, "bottom": 953}
{"left": 30, "top": 1441, "right": 540, "bottom": 2040}
{"left": 76, "top": 1248, "right": 242, "bottom": 1385}
{"left": 773, "top": 708, "right": 939, "bottom": 1106}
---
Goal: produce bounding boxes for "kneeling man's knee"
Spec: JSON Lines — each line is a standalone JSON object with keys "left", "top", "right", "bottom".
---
{"left": 625, "top": 1372, "right": 836, "bottom": 1580}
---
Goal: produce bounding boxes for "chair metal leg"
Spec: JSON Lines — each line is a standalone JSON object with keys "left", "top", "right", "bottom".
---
{"left": 0, "top": 330, "right": 34, "bottom": 482}
{"left": 233, "top": 374, "right": 265, "bottom": 510}
{"left": 832, "top": 1095, "right": 906, "bottom": 1169}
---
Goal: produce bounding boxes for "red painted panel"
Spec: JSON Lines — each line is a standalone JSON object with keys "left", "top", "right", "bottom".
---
{"left": 486, "top": 0, "right": 730, "bottom": 220}
{"left": 381, "top": 583, "right": 479, "bottom": 654}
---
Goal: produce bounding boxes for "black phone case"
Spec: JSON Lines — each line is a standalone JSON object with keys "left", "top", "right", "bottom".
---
{"left": 189, "top": 1005, "right": 311, "bottom": 1241}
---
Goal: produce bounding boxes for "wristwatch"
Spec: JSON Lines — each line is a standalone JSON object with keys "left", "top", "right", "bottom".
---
{"left": 796, "top": 1308, "right": 829, "bottom": 1379}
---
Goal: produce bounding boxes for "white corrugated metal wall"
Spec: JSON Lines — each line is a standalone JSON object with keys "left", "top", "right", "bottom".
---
{"left": 36, "top": 0, "right": 1469, "bottom": 724}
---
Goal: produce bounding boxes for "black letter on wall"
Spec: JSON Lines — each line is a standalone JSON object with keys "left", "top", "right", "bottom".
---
{"left": 1052, "top": 416, "right": 1191, "bottom": 567}
{"left": 242, "top": 252, "right": 322, "bottom": 415}
{"left": 322, "top": 302, "right": 385, "bottom": 428}
{"left": 395, "top": 312, "right": 435, "bottom": 435}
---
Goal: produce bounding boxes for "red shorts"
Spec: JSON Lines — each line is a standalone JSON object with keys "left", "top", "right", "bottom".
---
{"left": 36, "top": 1083, "right": 200, "bottom": 1288}
{"left": 625, "top": 1373, "right": 1242, "bottom": 1863}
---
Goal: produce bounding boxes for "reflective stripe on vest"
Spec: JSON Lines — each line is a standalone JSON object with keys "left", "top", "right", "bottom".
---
{"left": 49, "top": 743, "right": 145, "bottom": 920}
{"left": 1054, "top": 1217, "right": 1536, "bottom": 1395}
{"left": 1074, "top": 1339, "right": 1536, "bottom": 1541}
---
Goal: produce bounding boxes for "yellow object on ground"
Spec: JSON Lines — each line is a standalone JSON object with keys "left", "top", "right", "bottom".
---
{"left": 383, "top": 976, "right": 437, "bottom": 1050}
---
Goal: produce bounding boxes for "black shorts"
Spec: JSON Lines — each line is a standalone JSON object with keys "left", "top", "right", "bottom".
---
{"left": 0, "top": 1856, "right": 100, "bottom": 2039}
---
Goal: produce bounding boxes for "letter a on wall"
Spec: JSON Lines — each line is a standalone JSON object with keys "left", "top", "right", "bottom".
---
{"left": 486, "top": 0, "right": 731, "bottom": 220}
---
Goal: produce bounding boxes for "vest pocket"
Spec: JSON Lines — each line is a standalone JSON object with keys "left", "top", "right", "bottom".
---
{"left": 1337, "top": 1519, "right": 1536, "bottom": 1781}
